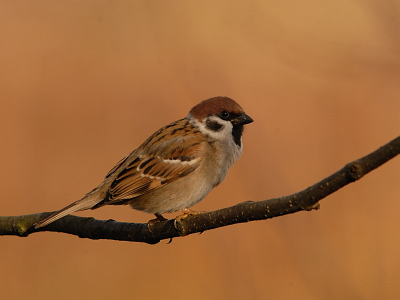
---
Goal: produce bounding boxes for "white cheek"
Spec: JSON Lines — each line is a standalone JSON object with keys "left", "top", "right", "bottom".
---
{"left": 189, "top": 115, "right": 242, "bottom": 160}
{"left": 189, "top": 115, "right": 231, "bottom": 141}
{"left": 206, "top": 117, "right": 233, "bottom": 142}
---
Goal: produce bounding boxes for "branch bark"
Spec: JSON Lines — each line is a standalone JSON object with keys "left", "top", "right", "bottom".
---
{"left": 1, "top": 136, "right": 399, "bottom": 244}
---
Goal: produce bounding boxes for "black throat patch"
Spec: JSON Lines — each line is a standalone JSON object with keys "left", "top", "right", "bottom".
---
{"left": 232, "top": 125, "right": 243, "bottom": 147}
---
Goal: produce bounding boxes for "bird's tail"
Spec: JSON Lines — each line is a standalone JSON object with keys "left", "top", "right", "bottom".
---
{"left": 34, "top": 192, "right": 102, "bottom": 229}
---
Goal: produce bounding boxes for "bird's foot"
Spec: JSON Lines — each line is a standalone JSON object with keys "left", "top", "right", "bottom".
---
{"left": 175, "top": 208, "right": 204, "bottom": 221}
{"left": 173, "top": 209, "right": 205, "bottom": 229}
{"left": 147, "top": 213, "right": 167, "bottom": 233}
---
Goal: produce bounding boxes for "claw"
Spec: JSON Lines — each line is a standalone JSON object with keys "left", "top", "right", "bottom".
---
{"left": 147, "top": 213, "right": 167, "bottom": 233}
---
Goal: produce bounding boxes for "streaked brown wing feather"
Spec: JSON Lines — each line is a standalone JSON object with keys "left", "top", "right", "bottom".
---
{"left": 103, "top": 120, "right": 204, "bottom": 205}
{"left": 104, "top": 150, "right": 136, "bottom": 179}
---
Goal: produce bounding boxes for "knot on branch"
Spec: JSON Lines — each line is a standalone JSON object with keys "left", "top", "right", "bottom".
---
{"left": 345, "top": 161, "right": 363, "bottom": 182}
{"left": 304, "top": 202, "right": 321, "bottom": 211}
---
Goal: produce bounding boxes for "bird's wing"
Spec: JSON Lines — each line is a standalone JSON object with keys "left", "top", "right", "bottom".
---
{"left": 99, "top": 134, "right": 204, "bottom": 206}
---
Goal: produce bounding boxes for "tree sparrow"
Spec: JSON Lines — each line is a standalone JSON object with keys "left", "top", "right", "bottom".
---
{"left": 34, "top": 96, "right": 253, "bottom": 228}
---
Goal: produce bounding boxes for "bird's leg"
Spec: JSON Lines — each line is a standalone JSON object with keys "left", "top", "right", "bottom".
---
{"left": 148, "top": 213, "right": 167, "bottom": 224}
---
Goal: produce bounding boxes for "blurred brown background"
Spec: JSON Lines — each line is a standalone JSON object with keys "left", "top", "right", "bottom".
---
{"left": 1, "top": 1, "right": 400, "bottom": 299}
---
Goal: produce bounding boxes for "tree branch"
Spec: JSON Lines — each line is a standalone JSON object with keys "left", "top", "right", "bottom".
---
{"left": 1, "top": 136, "right": 399, "bottom": 244}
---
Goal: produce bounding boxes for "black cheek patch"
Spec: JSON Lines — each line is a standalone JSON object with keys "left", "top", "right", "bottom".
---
{"left": 206, "top": 119, "right": 223, "bottom": 132}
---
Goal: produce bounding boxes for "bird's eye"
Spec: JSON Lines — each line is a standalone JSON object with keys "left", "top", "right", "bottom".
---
{"left": 220, "top": 110, "right": 230, "bottom": 119}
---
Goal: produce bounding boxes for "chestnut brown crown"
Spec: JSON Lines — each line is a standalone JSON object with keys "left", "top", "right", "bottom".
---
{"left": 189, "top": 96, "right": 247, "bottom": 121}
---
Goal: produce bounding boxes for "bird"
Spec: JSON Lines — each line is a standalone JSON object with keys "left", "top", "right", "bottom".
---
{"left": 34, "top": 96, "right": 253, "bottom": 229}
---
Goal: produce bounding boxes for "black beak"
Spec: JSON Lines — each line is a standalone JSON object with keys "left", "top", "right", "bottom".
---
{"left": 231, "top": 113, "right": 254, "bottom": 125}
